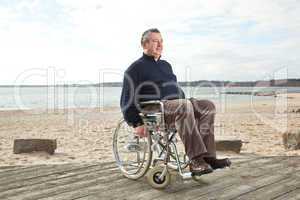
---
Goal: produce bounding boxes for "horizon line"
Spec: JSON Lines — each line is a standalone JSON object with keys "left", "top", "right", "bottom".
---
{"left": 0, "top": 78, "right": 300, "bottom": 87}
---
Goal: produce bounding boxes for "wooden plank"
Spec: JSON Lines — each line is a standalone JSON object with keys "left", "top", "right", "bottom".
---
{"left": 0, "top": 165, "right": 29, "bottom": 172}
{"left": 0, "top": 162, "right": 117, "bottom": 194}
{"left": 77, "top": 164, "right": 299, "bottom": 200}
{"left": 0, "top": 166, "right": 38, "bottom": 176}
{"left": 0, "top": 164, "right": 87, "bottom": 179}
{"left": 232, "top": 156, "right": 300, "bottom": 199}
{"left": 195, "top": 175, "right": 292, "bottom": 200}
{"left": 0, "top": 162, "right": 115, "bottom": 187}
{"left": 1, "top": 167, "right": 124, "bottom": 200}
{"left": 196, "top": 168, "right": 300, "bottom": 199}
{"left": 0, "top": 161, "right": 112, "bottom": 178}
{"left": 48, "top": 177, "right": 150, "bottom": 200}
{"left": 0, "top": 166, "right": 119, "bottom": 199}
{"left": 147, "top": 157, "right": 294, "bottom": 200}
{"left": 73, "top": 195, "right": 101, "bottom": 200}
{"left": 0, "top": 164, "right": 96, "bottom": 186}
{"left": 77, "top": 176, "right": 161, "bottom": 200}
{"left": 27, "top": 173, "right": 132, "bottom": 200}
{"left": 272, "top": 188, "right": 300, "bottom": 200}
{"left": 0, "top": 156, "right": 298, "bottom": 200}
{"left": 0, "top": 155, "right": 255, "bottom": 199}
{"left": 50, "top": 157, "right": 262, "bottom": 200}
{"left": 71, "top": 157, "right": 291, "bottom": 200}
{"left": 233, "top": 176, "right": 300, "bottom": 199}
{"left": 0, "top": 165, "right": 53, "bottom": 178}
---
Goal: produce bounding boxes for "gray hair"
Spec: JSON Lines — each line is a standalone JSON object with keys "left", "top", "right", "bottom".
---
{"left": 141, "top": 28, "right": 160, "bottom": 45}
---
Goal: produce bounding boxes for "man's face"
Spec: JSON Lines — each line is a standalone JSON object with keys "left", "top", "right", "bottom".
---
{"left": 143, "top": 32, "right": 163, "bottom": 59}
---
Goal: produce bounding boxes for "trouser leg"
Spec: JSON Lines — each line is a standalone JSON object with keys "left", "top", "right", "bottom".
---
{"left": 189, "top": 98, "right": 216, "bottom": 158}
{"left": 163, "top": 99, "right": 208, "bottom": 160}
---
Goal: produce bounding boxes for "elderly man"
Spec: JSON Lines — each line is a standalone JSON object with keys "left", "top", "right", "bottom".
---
{"left": 120, "top": 28, "right": 230, "bottom": 175}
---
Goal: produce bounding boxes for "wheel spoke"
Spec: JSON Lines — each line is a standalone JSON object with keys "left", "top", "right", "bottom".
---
{"left": 113, "top": 119, "right": 152, "bottom": 179}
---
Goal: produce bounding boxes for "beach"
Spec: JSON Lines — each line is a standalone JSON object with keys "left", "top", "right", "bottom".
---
{"left": 0, "top": 93, "right": 299, "bottom": 166}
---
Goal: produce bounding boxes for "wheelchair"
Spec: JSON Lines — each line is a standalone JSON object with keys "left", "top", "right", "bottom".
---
{"left": 113, "top": 100, "right": 202, "bottom": 189}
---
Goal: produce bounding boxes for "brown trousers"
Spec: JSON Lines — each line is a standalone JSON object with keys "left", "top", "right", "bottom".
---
{"left": 163, "top": 98, "right": 216, "bottom": 160}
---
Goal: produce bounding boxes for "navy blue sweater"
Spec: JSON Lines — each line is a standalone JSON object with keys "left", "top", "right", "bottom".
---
{"left": 120, "top": 53, "right": 185, "bottom": 127}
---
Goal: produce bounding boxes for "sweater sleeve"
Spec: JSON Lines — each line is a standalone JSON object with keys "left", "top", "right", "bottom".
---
{"left": 120, "top": 66, "right": 144, "bottom": 127}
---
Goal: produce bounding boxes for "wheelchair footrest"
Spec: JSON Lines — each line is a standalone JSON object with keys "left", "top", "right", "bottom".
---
{"left": 181, "top": 172, "right": 193, "bottom": 180}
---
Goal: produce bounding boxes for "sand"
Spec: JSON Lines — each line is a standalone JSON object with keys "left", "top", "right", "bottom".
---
{"left": 0, "top": 93, "right": 299, "bottom": 166}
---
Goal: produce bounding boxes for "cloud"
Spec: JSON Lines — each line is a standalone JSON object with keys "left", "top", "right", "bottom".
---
{"left": 0, "top": 0, "right": 299, "bottom": 84}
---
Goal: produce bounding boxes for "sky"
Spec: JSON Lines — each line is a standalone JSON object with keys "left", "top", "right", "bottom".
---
{"left": 0, "top": 0, "right": 299, "bottom": 85}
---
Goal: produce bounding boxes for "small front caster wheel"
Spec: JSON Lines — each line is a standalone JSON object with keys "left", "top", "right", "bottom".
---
{"left": 147, "top": 166, "right": 170, "bottom": 189}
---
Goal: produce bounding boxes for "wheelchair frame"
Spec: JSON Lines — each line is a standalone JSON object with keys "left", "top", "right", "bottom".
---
{"left": 113, "top": 100, "right": 196, "bottom": 189}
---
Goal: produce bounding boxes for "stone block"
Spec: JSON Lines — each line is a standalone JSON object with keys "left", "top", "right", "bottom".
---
{"left": 282, "top": 131, "right": 300, "bottom": 150}
{"left": 215, "top": 139, "right": 243, "bottom": 153}
{"left": 13, "top": 139, "right": 57, "bottom": 154}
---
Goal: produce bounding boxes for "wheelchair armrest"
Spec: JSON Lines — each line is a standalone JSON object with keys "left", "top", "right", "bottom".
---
{"left": 140, "top": 100, "right": 164, "bottom": 113}
{"left": 139, "top": 100, "right": 162, "bottom": 106}
{"left": 139, "top": 101, "right": 165, "bottom": 128}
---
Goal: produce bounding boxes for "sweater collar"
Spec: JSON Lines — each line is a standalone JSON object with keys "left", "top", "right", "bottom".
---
{"left": 142, "top": 53, "right": 161, "bottom": 62}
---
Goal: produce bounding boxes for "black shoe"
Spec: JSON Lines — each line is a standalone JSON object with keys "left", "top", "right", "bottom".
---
{"left": 203, "top": 157, "right": 231, "bottom": 170}
{"left": 189, "top": 157, "right": 213, "bottom": 176}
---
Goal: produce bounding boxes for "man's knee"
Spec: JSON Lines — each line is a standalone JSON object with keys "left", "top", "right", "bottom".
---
{"left": 192, "top": 99, "right": 216, "bottom": 114}
{"left": 180, "top": 99, "right": 194, "bottom": 113}
{"left": 205, "top": 100, "right": 216, "bottom": 113}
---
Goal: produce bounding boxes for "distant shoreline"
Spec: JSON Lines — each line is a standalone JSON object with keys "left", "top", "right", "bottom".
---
{"left": 1, "top": 78, "right": 300, "bottom": 87}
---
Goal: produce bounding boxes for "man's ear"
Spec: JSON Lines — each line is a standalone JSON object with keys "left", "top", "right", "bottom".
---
{"left": 142, "top": 41, "right": 149, "bottom": 49}
{"left": 141, "top": 43, "right": 146, "bottom": 49}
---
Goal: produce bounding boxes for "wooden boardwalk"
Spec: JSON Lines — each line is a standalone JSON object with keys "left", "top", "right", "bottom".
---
{"left": 0, "top": 156, "right": 299, "bottom": 200}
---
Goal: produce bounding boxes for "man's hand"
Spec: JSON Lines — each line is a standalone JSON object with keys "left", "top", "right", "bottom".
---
{"left": 134, "top": 125, "right": 147, "bottom": 138}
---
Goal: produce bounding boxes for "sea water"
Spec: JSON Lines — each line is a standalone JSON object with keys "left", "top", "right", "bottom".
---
{"left": 0, "top": 86, "right": 299, "bottom": 110}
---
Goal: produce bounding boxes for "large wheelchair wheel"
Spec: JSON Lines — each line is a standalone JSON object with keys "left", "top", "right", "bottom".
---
{"left": 113, "top": 119, "right": 152, "bottom": 179}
